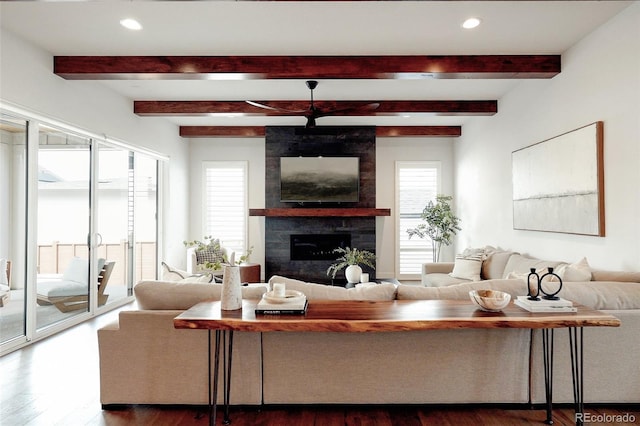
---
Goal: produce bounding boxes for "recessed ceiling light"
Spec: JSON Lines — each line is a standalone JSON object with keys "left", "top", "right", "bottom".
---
{"left": 462, "top": 18, "right": 481, "bottom": 30}
{"left": 120, "top": 18, "right": 142, "bottom": 31}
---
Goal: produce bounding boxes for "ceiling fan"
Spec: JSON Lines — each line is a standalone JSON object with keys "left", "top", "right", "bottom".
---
{"left": 246, "top": 80, "right": 380, "bottom": 128}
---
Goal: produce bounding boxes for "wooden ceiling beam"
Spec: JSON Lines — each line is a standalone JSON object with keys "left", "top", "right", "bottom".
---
{"left": 179, "top": 126, "right": 461, "bottom": 138}
{"left": 54, "top": 55, "right": 560, "bottom": 80}
{"left": 136, "top": 100, "right": 497, "bottom": 116}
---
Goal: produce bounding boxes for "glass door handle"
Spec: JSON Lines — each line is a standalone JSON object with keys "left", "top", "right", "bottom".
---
{"left": 88, "top": 233, "right": 103, "bottom": 247}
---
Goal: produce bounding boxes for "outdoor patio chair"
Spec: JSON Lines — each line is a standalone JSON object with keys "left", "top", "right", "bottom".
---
{"left": 37, "top": 259, "right": 115, "bottom": 313}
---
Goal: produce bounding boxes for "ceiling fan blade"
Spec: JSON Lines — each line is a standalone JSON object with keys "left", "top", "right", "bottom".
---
{"left": 245, "top": 100, "right": 306, "bottom": 114}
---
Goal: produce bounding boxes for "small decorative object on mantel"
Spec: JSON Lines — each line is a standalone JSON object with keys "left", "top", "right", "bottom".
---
{"left": 221, "top": 252, "right": 242, "bottom": 311}
{"left": 326, "top": 247, "right": 376, "bottom": 284}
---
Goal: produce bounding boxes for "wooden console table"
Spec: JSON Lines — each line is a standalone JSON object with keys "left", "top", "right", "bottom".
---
{"left": 174, "top": 299, "right": 620, "bottom": 426}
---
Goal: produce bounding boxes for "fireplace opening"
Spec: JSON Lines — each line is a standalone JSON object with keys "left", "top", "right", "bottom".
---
{"left": 290, "top": 234, "right": 351, "bottom": 261}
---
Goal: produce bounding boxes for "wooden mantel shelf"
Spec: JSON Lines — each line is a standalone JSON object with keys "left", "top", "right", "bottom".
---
{"left": 249, "top": 208, "right": 391, "bottom": 217}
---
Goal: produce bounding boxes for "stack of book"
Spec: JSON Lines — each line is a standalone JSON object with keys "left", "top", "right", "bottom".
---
{"left": 515, "top": 296, "right": 576, "bottom": 313}
{"left": 255, "top": 290, "right": 308, "bottom": 315}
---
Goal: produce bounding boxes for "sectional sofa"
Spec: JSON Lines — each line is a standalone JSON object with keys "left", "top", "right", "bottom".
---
{"left": 98, "top": 258, "right": 640, "bottom": 408}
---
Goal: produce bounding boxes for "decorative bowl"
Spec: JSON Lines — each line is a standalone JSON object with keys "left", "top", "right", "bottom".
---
{"left": 263, "top": 289, "right": 306, "bottom": 304}
{"left": 469, "top": 289, "right": 511, "bottom": 312}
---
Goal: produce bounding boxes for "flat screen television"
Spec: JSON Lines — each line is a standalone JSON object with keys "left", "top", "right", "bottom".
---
{"left": 280, "top": 157, "right": 359, "bottom": 203}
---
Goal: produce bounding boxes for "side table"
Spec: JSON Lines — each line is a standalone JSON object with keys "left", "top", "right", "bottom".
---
{"left": 239, "top": 263, "right": 261, "bottom": 283}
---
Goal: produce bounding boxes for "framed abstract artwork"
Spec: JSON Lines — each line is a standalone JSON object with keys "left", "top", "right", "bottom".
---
{"left": 512, "top": 121, "right": 604, "bottom": 236}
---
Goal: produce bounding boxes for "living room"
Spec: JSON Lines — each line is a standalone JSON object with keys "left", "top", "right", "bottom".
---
{"left": 1, "top": 1, "right": 639, "bottom": 423}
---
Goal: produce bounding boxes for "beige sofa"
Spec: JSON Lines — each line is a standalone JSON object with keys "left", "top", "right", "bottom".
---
{"left": 98, "top": 274, "right": 640, "bottom": 408}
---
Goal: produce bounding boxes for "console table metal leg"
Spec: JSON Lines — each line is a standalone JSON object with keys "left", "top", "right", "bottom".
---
{"left": 569, "top": 327, "right": 584, "bottom": 426}
{"left": 209, "top": 330, "right": 222, "bottom": 426}
{"left": 222, "top": 330, "right": 234, "bottom": 425}
{"left": 542, "top": 328, "right": 554, "bottom": 425}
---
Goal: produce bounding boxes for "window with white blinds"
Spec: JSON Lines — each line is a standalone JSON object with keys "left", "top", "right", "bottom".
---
{"left": 202, "top": 161, "right": 248, "bottom": 256}
{"left": 396, "top": 162, "right": 440, "bottom": 276}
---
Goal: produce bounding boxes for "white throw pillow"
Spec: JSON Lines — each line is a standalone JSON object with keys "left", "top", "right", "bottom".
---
{"left": 178, "top": 273, "right": 214, "bottom": 283}
{"left": 62, "top": 257, "right": 89, "bottom": 285}
{"left": 161, "top": 262, "right": 190, "bottom": 281}
{"left": 556, "top": 257, "right": 592, "bottom": 282}
{"left": 0, "top": 258, "right": 7, "bottom": 285}
{"left": 449, "top": 248, "right": 485, "bottom": 281}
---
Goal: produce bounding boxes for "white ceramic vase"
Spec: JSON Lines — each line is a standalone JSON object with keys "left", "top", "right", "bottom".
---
{"left": 221, "top": 265, "right": 242, "bottom": 310}
{"left": 345, "top": 264, "right": 363, "bottom": 284}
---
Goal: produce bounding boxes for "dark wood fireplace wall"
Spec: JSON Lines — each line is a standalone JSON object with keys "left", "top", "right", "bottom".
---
{"left": 264, "top": 126, "right": 377, "bottom": 283}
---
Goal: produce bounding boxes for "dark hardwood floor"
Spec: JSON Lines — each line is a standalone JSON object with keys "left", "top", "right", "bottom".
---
{"left": 1, "top": 305, "right": 637, "bottom": 425}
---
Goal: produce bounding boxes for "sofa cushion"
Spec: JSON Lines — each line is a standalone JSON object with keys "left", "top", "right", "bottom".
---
{"left": 398, "top": 280, "right": 640, "bottom": 311}
{"left": 134, "top": 281, "right": 266, "bottom": 310}
{"left": 591, "top": 269, "right": 640, "bottom": 283}
{"left": 398, "top": 280, "right": 526, "bottom": 301}
{"left": 559, "top": 281, "right": 640, "bottom": 310}
{"left": 555, "top": 257, "right": 592, "bottom": 282}
{"left": 268, "top": 276, "right": 397, "bottom": 301}
{"left": 501, "top": 254, "right": 564, "bottom": 279}
{"left": 482, "top": 248, "right": 517, "bottom": 280}
{"left": 424, "top": 273, "right": 470, "bottom": 287}
{"left": 37, "top": 280, "right": 87, "bottom": 298}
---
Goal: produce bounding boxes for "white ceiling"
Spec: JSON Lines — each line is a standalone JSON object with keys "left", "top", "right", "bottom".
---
{"left": 0, "top": 1, "right": 633, "bottom": 129}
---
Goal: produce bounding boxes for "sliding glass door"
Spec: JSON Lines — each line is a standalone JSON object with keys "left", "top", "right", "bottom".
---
{"left": 0, "top": 113, "right": 27, "bottom": 344}
{"left": 35, "top": 126, "right": 92, "bottom": 330}
{"left": 0, "top": 104, "right": 162, "bottom": 354}
{"left": 95, "top": 143, "right": 158, "bottom": 308}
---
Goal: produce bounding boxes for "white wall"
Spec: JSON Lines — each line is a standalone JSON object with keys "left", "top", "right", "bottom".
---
{"left": 0, "top": 28, "right": 190, "bottom": 268}
{"left": 455, "top": 3, "right": 640, "bottom": 271}
{"left": 376, "top": 137, "right": 454, "bottom": 277}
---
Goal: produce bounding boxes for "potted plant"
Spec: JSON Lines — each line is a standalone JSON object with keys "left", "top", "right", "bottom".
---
{"left": 406, "top": 194, "right": 461, "bottom": 263}
{"left": 326, "top": 247, "right": 376, "bottom": 284}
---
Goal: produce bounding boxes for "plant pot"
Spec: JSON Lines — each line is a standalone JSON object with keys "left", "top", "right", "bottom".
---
{"left": 345, "top": 264, "right": 363, "bottom": 284}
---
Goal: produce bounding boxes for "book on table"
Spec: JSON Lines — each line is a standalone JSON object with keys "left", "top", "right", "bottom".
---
{"left": 255, "top": 298, "right": 308, "bottom": 315}
{"left": 514, "top": 296, "right": 577, "bottom": 313}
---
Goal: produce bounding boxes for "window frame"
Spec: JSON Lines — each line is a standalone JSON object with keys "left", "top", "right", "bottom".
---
{"left": 395, "top": 161, "right": 441, "bottom": 280}
{"left": 201, "top": 161, "right": 249, "bottom": 257}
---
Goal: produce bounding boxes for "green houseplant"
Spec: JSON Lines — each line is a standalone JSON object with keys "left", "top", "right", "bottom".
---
{"left": 406, "top": 194, "right": 461, "bottom": 263}
{"left": 326, "top": 247, "right": 376, "bottom": 283}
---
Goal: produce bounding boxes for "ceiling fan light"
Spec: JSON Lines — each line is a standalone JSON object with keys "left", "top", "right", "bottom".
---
{"left": 120, "top": 18, "right": 142, "bottom": 31}
{"left": 462, "top": 18, "right": 481, "bottom": 29}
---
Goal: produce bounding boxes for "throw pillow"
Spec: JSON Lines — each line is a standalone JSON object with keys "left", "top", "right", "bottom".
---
{"left": 449, "top": 248, "right": 485, "bottom": 281}
{"left": 195, "top": 240, "right": 225, "bottom": 266}
{"left": 62, "top": 257, "right": 89, "bottom": 285}
{"left": 556, "top": 257, "right": 592, "bottom": 282}
{"left": 161, "top": 262, "right": 190, "bottom": 281}
{"left": 178, "top": 273, "right": 214, "bottom": 283}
